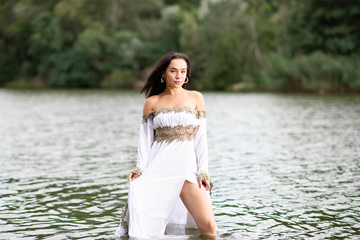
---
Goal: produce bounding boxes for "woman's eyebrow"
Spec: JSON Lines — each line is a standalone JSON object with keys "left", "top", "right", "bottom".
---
{"left": 170, "top": 67, "right": 187, "bottom": 70}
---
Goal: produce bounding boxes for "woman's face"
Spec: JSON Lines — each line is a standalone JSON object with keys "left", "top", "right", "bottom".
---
{"left": 163, "top": 58, "right": 187, "bottom": 88}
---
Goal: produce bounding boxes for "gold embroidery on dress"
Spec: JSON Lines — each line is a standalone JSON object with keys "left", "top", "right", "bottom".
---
{"left": 142, "top": 106, "right": 206, "bottom": 123}
{"left": 154, "top": 125, "right": 200, "bottom": 142}
{"left": 196, "top": 110, "right": 206, "bottom": 119}
{"left": 142, "top": 111, "right": 155, "bottom": 123}
{"left": 131, "top": 167, "right": 142, "bottom": 179}
{"left": 120, "top": 201, "right": 128, "bottom": 229}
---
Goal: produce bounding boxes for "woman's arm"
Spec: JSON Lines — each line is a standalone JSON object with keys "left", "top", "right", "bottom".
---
{"left": 193, "top": 91, "right": 212, "bottom": 192}
{"left": 128, "top": 97, "right": 156, "bottom": 181}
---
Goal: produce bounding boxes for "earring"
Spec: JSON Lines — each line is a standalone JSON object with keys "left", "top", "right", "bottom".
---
{"left": 161, "top": 76, "right": 165, "bottom": 83}
{"left": 184, "top": 77, "right": 189, "bottom": 84}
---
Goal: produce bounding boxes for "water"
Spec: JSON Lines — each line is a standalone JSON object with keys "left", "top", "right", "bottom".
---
{"left": 0, "top": 89, "right": 359, "bottom": 239}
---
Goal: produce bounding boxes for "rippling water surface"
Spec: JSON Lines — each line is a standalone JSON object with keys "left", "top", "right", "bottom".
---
{"left": 1, "top": 89, "right": 359, "bottom": 239}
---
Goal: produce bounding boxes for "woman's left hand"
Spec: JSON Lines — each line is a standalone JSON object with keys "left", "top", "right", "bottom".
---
{"left": 200, "top": 179, "right": 211, "bottom": 191}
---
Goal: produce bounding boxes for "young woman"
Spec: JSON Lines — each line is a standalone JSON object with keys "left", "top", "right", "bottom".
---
{"left": 115, "top": 52, "right": 217, "bottom": 239}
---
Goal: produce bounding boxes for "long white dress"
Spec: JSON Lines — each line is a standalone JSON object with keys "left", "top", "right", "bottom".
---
{"left": 115, "top": 106, "right": 213, "bottom": 239}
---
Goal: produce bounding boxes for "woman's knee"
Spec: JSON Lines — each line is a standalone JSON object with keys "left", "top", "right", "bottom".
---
{"left": 199, "top": 218, "right": 217, "bottom": 235}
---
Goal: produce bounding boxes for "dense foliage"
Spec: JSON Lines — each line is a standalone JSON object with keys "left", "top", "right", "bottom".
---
{"left": 1, "top": 0, "right": 359, "bottom": 92}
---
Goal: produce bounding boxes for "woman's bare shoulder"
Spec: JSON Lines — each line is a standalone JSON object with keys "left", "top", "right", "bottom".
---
{"left": 143, "top": 95, "right": 159, "bottom": 116}
{"left": 188, "top": 90, "right": 205, "bottom": 111}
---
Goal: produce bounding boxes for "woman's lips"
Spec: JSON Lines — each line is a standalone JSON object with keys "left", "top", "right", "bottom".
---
{"left": 174, "top": 81, "right": 181, "bottom": 84}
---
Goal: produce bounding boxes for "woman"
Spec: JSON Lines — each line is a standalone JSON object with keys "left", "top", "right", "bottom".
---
{"left": 115, "top": 52, "right": 217, "bottom": 239}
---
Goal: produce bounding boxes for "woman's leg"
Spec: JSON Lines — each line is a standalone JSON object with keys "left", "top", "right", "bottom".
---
{"left": 180, "top": 181, "right": 217, "bottom": 237}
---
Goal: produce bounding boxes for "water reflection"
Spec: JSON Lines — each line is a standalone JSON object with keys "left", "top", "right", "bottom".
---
{"left": 0, "top": 89, "right": 359, "bottom": 239}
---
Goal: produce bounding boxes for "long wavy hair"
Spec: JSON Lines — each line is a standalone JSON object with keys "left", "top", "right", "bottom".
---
{"left": 140, "top": 52, "right": 191, "bottom": 98}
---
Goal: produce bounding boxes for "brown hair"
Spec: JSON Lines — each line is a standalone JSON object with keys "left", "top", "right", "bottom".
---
{"left": 140, "top": 52, "right": 191, "bottom": 98}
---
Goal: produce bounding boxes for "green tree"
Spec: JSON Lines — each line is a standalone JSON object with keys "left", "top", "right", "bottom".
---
{"left": 201, "top": 33, "right": 246, "bottom": 90}
{"left": 1, "top": 0, "right": 359, "bottom": 92}
{"left": 276, "top": 0, "right": 360, "bottom": 56}
{"left": 28, "top": 11, "right": 73, "bottom": 72}
{"left": 158, "top": 5, "right": 183, "bottom": 53}
{"left": 0, "top": 1, "right": 31, "bottom": 85}
{"left": 47, "top": 50, "right": 100, "bottom": 88}
{"left": 180, "top": 0, "right": 276, "bottom": 90}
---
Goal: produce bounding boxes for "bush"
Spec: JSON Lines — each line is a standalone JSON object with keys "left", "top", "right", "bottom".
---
{"left": 259, "top": 52, "right": 360, "bottom": 92}
{"left": 200, "top": 33, "right": 246, "bottom": 90}
{"left": 100, "top": 69, "right": 134, "bottom": 88}
{"left": 47, "top": 50, "right": 100, "bottom": 88}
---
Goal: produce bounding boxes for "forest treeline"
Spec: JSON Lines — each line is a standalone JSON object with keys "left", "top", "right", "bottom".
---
{"left": 1, "top": 0, "right": 360, "bottom": 93}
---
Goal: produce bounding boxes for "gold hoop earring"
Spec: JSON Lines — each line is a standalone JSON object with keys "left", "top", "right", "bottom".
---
{"left": 161, "top": 76, "right": 165, "bottom": 83}
{"left": 184, "top": 77, "right": 189, "bottom": 84}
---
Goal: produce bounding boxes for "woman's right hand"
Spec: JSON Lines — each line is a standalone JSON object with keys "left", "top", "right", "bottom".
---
{"left": 128, "top": 171, "right": 136, "bottom": 182}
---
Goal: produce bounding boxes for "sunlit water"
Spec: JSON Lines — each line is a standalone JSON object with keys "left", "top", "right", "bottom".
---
{"left": 0, "top": 89, "right": 359, "bottom": 239}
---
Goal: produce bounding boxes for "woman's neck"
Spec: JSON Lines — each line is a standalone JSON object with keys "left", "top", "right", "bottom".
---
{"left": 163, "top": 87, "right": 185, "bottom": 96}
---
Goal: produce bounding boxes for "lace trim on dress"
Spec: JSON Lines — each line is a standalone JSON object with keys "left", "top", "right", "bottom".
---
{"left": 154, "top": 125, "right": 200, "bottom": 142}
{"left": 131, "top": 167, "right": 142, "bottom": 179}
{"left": 120, "top": 201, "right": 128, "bottom": 230}
{"left": 142, "top": 111, "right": 155, "bottom": 123}
{"left": 142, "top": 106, "right": 206, "bottom": 123}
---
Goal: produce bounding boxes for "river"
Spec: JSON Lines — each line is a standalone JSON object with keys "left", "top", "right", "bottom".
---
{"left": 0, "top": 89, "right": 359, "bottom": 239}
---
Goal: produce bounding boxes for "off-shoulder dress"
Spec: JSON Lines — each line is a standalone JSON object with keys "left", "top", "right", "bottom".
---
{"left": 115, "top": 106, "right": 213, "bottom": 239}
